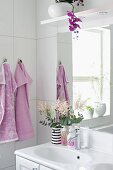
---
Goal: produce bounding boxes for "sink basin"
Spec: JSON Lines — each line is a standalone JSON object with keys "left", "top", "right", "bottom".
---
{"left": 35, "top": 146, "right": 92, "bottom": 164}
{"left": 15, "top": 143, "right": 113, "bottom": 170}
{"left": 91, "top": 163, "right": 113, "bottom": 170}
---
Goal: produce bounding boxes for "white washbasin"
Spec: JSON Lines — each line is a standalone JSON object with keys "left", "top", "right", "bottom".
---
{"left": 34, "top": 146, "right": 92, "bottom": 164}
{"left": 15, "top": 143, "right": 113, "bottom": 170}
{"left": 91, "top": 163, "right": 113, "bottom": 170}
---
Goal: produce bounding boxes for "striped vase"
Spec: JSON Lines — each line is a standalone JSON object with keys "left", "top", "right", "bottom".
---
{"left": 51, "top": 128, "right": 61, "bottom": 144}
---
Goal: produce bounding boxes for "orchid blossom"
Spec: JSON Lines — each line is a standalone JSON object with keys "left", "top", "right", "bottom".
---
{"left": 67, "top": 11, "right": 82, "bottom": 32}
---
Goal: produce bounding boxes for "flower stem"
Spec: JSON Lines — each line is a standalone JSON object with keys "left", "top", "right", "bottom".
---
{"left": 70, "top": 3, "right": 74, "bottom": 12}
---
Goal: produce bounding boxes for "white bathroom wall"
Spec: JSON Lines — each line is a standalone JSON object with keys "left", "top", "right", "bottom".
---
{"left": 36, "top": 0, "right": 58, "bottom": 144}
{"left": 36, "top": 36, "right": 57, "bottom": 144}
{"left": 0, "top": 0, "right": 37, "bottom": 170}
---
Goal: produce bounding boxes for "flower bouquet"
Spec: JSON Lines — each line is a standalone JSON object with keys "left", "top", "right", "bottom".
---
{"left": 38, "top": 100, "right": 83, "bottom": 144}
{"left": 38, "top": 100, "right": 84, "bottom": 128}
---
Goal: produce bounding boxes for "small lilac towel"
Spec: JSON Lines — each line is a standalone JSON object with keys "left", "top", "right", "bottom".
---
{"left": 0, "top": 63, "right": 18, "bottom": 143}
{"left": 57, "top": 64, "right": 70, "bottom": 103}
{"left": 15, "top": 63, "right": 34, "bottom": 140}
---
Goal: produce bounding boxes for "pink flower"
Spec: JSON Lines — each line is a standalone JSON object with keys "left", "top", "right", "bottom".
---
{"left": 67, "top": 11, "right": 82, "bottom": 33}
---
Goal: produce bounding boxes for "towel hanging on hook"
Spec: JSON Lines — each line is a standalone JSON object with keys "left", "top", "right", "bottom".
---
{"left": 15, "top": 62, "right": 34, "bottom": 140}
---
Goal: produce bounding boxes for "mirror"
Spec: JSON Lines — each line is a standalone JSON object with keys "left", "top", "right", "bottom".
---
{"left": 57, "top": 24, "right": 113, "bottom": 130}
{"left": 96, "top": 124, "right": 113, "bottom": 134}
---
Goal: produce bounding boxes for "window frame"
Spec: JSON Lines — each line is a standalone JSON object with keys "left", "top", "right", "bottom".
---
{"left": 72, "top": 28, "right": 110, "bottom": 120}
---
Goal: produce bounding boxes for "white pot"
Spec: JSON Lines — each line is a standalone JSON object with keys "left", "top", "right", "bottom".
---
{"left": 48, "top": 2, "right": 72, "bottom": 18}
{"left": 94, "top": 102, "right": 106, "bottom": 117}
{"left": 85, "top": 109, "right": 94, "bottom": 119}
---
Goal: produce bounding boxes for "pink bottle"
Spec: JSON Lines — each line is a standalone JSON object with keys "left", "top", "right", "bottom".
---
{"left": 61, "top": 126, "right": 67, "bottom": 145}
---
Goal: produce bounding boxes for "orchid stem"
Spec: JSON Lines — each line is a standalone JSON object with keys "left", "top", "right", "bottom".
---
{"left": 70, "top": 3, "right": 75, "bottom": 12}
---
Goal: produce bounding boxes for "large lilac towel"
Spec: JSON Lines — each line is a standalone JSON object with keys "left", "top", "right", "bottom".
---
{"left": 15, "top": 63, "right": 34, "bottom": 140}
{"left": 0, "top": 63, "right": 18, "bottom": 143}
{"left": 57, "top": 64, "right": 70, "bottom": 103}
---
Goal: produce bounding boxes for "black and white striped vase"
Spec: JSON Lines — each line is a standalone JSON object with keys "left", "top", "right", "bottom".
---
{"left": 51, "top": 128, "right": 61, "bottom": 144}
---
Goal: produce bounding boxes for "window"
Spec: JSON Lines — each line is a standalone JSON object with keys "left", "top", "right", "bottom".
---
{"left": 72, "top": 27, "right": 110, "bottom": 119}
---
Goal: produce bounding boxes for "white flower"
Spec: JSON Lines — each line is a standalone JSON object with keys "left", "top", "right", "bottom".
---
{"left": 55, "top": 99, "right": 69, "bottom": 115}
{"left": 37, "top": 101, "right": 54, "bottom": 118}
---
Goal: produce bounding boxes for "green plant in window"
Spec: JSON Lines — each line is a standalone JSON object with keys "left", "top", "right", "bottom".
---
{"left": 85, "top": 105, "right": 94, "bottom": 112}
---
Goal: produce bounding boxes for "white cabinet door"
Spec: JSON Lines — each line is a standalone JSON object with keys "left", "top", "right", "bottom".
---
{"left": 40, "top": 165, "right": 53, "bottom": 170}
{"left": 16, "top": 156, "right": 39, "bottom": 170}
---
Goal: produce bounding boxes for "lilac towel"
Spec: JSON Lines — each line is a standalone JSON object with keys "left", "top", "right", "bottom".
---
{"left": 57, "top": 64, "right": 70, "bottom": 103}
{"left": 0, "top": 63, "right": 18, "bottom": 143}
{"left": 15, "top": 63, "right": 34, "bottom": 140}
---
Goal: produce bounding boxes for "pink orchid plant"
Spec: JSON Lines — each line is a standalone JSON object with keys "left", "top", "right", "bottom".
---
{"left": 65, "top": 0, "right": 84, "bottom": 34}
{"left": 67, "top": 11, "right": 82, "bottom": 32}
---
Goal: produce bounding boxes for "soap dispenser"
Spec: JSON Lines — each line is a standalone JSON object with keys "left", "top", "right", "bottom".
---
{"left": 67, "top": 126, "right": 76, "bottom": 148}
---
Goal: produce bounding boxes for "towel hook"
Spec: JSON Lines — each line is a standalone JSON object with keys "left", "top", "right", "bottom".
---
{"left": 58, "top": 60, "right": 62, "bottom": 65}
{"left": 18, "top": 59, "right": 22, "bottom": 64}
{"left": 3, "top": 58, "right": 7, "bottom": 63}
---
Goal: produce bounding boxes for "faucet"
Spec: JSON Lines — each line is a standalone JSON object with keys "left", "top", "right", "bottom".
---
{"left": 75, "top": 128, "right": 81, "bottom": 150}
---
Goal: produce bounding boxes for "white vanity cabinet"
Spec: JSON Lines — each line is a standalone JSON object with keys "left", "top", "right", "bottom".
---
{"left": 16, "top": 156, "right": 53, "bottom": 170}
{"left": 16, "top": 156, "right": 39, "bottom": 170}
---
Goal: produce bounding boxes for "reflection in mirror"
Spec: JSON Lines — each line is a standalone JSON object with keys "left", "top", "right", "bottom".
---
{"left": 57, "top": 25, "right": 111, "bottom": 121}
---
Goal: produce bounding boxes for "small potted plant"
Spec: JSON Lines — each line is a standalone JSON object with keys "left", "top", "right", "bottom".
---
{"left": 84, "top": 105, "right": 94, "bottom": 119}
{"left": 38, "top": 101, "right": 62, "bottom": 144}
